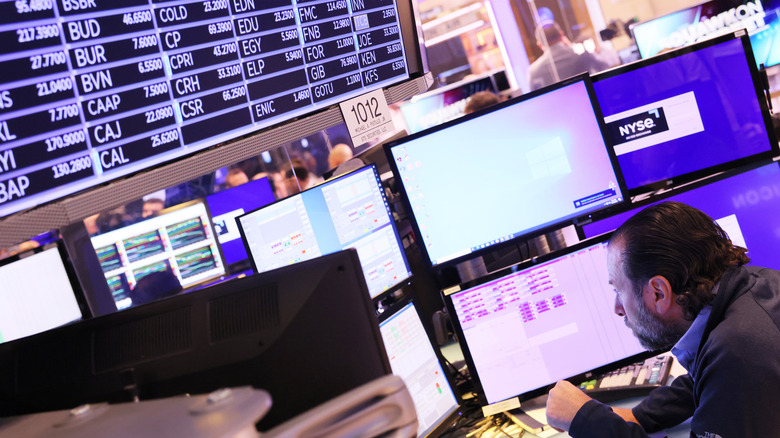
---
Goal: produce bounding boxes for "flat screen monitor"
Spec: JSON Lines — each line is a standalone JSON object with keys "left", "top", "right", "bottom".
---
{"left": 90, "top": 199, "right": 226, "bottom": 310}
{"left": 631, "top": 1, "right": 755, "bottom": 59}
{"left": 581, "top": 161, "right": 780, "bottom": 271}
{"left": 750, "top": 4, "right": 780, "bottom": 68}
{"left": 442, "top": 234, "right": 649, "bottom": 408}
{"left": 632, "top": 1, "right": 780, "bottom": 68}
{"left": 206, "top": 177, "right": 276, "bottom": 266}
{"left": 593, "top": 32, "right": 778, "bottom": 196}
{"left": 237, "top": 164, "right": 412, "bottom": 299}
{"left": 384, "top": 76, "right": 625, "bottom": 270}
{"left": 378, "top": 298, "right": 460, "bottom": 437}
{"left": 0, "top": 243, "right": 85, "bottom": 344}
{"left": 0, "top": 249, "right": 391, "bottom": 431}
{"left": 0, "top": 0, "right": 419, "bottom": 218}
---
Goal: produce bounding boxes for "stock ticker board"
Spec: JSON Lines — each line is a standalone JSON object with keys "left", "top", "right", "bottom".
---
{"left": 0, "top": 0, "right": 410, "bottom": 217}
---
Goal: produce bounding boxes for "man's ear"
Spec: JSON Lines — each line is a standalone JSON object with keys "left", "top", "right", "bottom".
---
{"left": 646, "top": 275, "right": 674, "bottom": 315}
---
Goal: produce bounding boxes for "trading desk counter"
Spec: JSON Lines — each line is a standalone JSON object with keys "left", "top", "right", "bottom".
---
{"left": 439, "top": 341, "right": 691, "bottom": 438}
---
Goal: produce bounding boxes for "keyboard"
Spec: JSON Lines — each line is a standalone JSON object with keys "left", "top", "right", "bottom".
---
{"left": 578, "top": 354, "right": 674, "bottom": 402}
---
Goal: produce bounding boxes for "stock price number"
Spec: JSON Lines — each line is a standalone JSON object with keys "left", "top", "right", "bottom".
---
{"left": 144, "top": 82, "right": 168, "bottom": 98}
{"left": 222, "top": 86, "right": 246, "bottom": 101}
{"left": 30, "top": 51, "right": 67, "bottom": 70}
{"left": 122, "top": 10, "right": 152, "bottom": 25}
{"left": 281, "top": 29, "right": 298, "bottom": 41}
{"left": 45, "top": 130, "right": 85, "bottom": 152}
{"left": 151, "top": 129, "right": 179, "bottom": 147}
{"left": 274, "top": 10, "right": 294, "bottom": 22}
{"left": 138, "top": 58, "right": 163, "bottom": 74}
{"left": 213, "top": 42, "right": 237, "bottom": 56}
{"left": 52, "top": 156, "right": 92, "bottom": 179}
{"left": 37, "top": 77, "right": 73, "bottom": 97}
{"left": 293, "top": 88, "right": 310, "bottom": 102}
{"left": 208, "top": 21, "right": 232, "bottom": 35}
{"left": 203, "top": 0, "right": 228, "bottom": 12}
{"left": 145, "top": 105, "right": 173, "bottom": 123}
{"left": 217, "top": 64, "right": 241, "bottom": 79}
{"left": 48, "top": 103, "right": 79, "bottom": 121}
{"left": 15, "top": 0, "right": 53, "bottom": 13}
{"left": 17, "top": 23, "right": 59, "bottom": 43}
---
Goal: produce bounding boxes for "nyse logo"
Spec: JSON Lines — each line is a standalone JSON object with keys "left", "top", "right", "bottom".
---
{"left": 606, "top": 108, "right": 670, "bottom": 145}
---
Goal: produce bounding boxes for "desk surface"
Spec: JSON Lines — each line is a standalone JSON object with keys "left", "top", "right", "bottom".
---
{"left": 439, "top": 340, "right": 691, "bottom": 438}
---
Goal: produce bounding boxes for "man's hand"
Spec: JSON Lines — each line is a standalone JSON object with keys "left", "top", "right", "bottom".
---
{"left": 546, "top": 380, "right": 593, "bottom": 431}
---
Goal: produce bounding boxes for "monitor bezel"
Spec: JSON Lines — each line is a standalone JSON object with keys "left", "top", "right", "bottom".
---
{"left": 0, "top": 239, "right": 92, "bottom": 330}
{"left": 629, "top": 0, "right": 717, "bottom": 60}
{"left": 205, "top": 176, "right": 276, "bottom": 269}
{"left": 376, "top": 295, "right": 463, "bottom": 437}
{"left": 441, "top": 232, "right": 661, "bottom": 408}
{"left": 383, "top": 73, "right": 628, "bottom": 272}
{"left": 592, "top": 31, "right": 780, "bottom": 198}
{"left": 236, "top": 163, "right": 414, "bottom": 303}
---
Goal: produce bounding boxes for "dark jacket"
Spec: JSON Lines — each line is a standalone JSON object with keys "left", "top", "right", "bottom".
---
{"left": 569, "top": 265, "right": 780, "bottom": 437}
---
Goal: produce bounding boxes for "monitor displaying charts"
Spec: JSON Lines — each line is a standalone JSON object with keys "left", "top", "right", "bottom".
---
{"left": 592, "top": 32, "right": 777, "bottom": 196}
{"left": 237, "top": 164, "right": 412, "bottom": 299}
{"left": 385, "top": 75, "right": 625, "bottom": 269}
{"left": 443, "top": 234, "right": 648, "bottom": 408}
{"left": 91, "top": 200, "right": 225, "bottom": 309}
{"left": 378, "top": 299, "right": 460, "bottom": 437}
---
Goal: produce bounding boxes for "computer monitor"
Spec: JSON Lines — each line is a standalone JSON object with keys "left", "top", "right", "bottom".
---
{"left": 750, "top": 5, "right": 780, "bottom": 68}
{"left": 378, "top": 298, "right": 460, "bottom": 437}
{"left": 0, "top": 249, "right": 391, "bottom": 431}
{"left": 631, "top": 1, "right": 744, "bottom": 59}
{"left": 580, "top": 161, "right": 780, "bottom": 271}
{"left": 0, "top": 243, "right": 86, "bottom": 344}
{"left": 237, "top": 164, "right": 412, "bottom": 300}
{"left": 384, "top": 75, "right": 625, "bottom": 270}
{"left": 442, "top": 234, "right": 650, "bottom": 409}
{"left": 90, "top": 200, "right": 226, "bottom": 309}
{"left": 399, "top": 75, "right": 497, "bottom": 134}
{"left": 592, "top": 32, "right": 778, "bottom": 196}
{"left": 205, "top": 177, "right": 276, "bottom": 267}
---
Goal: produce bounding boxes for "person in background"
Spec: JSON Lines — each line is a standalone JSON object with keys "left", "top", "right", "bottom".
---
{"left": 224, "top": 168, "right": 250, "bottom": 189}
{"left": 132, "top": 270, "right": 183, "bottom": 307}
{"left": 463, "top": 90, "right": 501, "bottom": 115}
{"left": 528, "top": 21, "right": 610, "bottom": 91}
{"left": 141, "top": 198, "right": 165, "bottom": 218}
{"left": 546, "top": 201, "right": 780, "bottom": 437}
{"left": 327, "top": 143, "right": 354, "bottom": 170}
{"left": 83, "top": 213, "right": 100, "bottom": 235}
{"left": 283, "top": 158, "right": 323, "bottom": 195}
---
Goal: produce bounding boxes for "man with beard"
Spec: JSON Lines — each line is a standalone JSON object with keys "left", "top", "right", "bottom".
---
{"left": 545, "top": 201, "right": 780, "bottom": 437}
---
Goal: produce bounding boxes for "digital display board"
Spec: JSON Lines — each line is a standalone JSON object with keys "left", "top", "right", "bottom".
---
{"left": 0, "top": 0, "right": 410, "bottom": 218}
